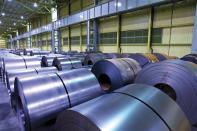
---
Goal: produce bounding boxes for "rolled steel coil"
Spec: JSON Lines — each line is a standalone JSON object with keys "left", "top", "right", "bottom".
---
{"left": 55, "top": 84, "right": 190, "bottom": 131}
{"left": 22, "top": 56, "right": 41, "bottom": 68}
{"left": 181, "top": 54, "right": 197, "bottom": 64}
{"left": 91, "top": 58, "right": 141, "bottom": 91}
{"left": 30, "top": 50, "right": 51, "bottom": 56}
{"left": 104, "top": 53, "right": 122, "bottom": 59}
{"left": 7, "top": 67, "right": 58, "bottom": 110}
{"left": 53, "top": 57, "right": 82, "bottom": 71}
{"left": 84, "top": 53, "right": 109, "bottom": 65}
{"left": 72, "top": 54, "right": 87, "bottom": 65}
{"left": 3, "top": 57, "right": 26, "bottom": 82}
{"left": 15, "top": 68, "right": 103, "bottom": 130}
{"left": 41, "top": 54, "right": 65, "bottom": 67}
{"left": 135, "top": 60, "right": 197, "bottom": 125}
{"left": 69, "top": 57, "right": 83, "bottom": 69}
{"left": 121, "top": 53, "right": 133, "bottom": 58}
{"left": 129, "top": 53, "right": 151, "bottom": 67}
{"left": 153, "top": 53, "right": 168, "bottom": 61}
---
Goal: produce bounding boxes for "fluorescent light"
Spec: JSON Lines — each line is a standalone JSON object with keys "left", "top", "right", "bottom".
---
{"left": 0, "top": 21, "right": 2, "bottom": 24}
{"left": 33, "top": 2, "right": 38, "bottom": 7}
{"left": 1, "top": 12, "right": 5, "bottom": 16}
{"left": 20, "top": 16, "right": 24, "bottom": 19}
{"left": 13, "top": 22, "right": 16, "bottom": 26}
{"left": 7, "top": 0, "right": 12, "bottom": 2}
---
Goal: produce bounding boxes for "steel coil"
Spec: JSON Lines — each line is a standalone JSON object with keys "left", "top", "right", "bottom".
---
{"left": 53, "top": 57, "right": 82, "bottom": 71}
{"left": 41, "top": 55, "right": 65, "bottom": 67}
{"left": 69, "top": 57, "right": 83, "bottom": 69}
{"left": 153, "top": 53, "right": 168, "bottom": 61}
{"left": 15, "top": 68, "right": 103, "bottom": 130}
{"left": 22, "top": 56, "right": 41, "bottom": 68}
{"left": 135, "top": 60, "right": 197, "bottom": 125}
{"left": 129, "top": 53, "right": 151, "bottom": 67}
{"left": 84, "top": 53, "right": 109, "bottom": 65}
{"left": 57, "top": 68, "right": 103, "bottom": 107}
{"left": 91, "top": 58, "right": 141, "bottom": 91}
{"left": 7, "top": 67, "right": 58, "bottom": 110}
{"left": 55, "top": 84, "right": 190, "bottom": 131}
{"left": 104, "top": 53, "right": 122, "bottom": 59}
{"left": 15, "top": 73, "right": 69, "bottom": 131}
{"left": 52, "top": 57, "right": 72, "bottom": 71}
{"left": 122, "top": 53, "right": 133, "bottom": 58}
{"left": 181, "top": 54, "right": 197, "bottom": 64}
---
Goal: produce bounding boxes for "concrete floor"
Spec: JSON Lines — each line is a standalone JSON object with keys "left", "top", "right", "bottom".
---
{"left": 0, "top": 80, "right": 20, "bottom": 131}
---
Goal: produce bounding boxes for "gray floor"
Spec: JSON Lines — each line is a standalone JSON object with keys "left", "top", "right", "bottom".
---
{"left": 0, "top": 79, "right": 20, "bottom": 131}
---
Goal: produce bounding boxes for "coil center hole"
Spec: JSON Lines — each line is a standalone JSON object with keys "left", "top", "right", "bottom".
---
{"left": 88, "top": 60, "right": 93, "bottom": 65}
{"left": 98, "top": 74, "right": 111, "bottom": 91}
{"left": 154, "top": 83, "right": 177, "bottom": 100}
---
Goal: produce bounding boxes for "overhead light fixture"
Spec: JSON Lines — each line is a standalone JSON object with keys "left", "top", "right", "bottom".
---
{"left": 0, "top": 21, "right": 2, "bottom": 24}
{"left": 21, "top": 16, "right": 24, "bottom": 19}
{"left": 7, "top": 0, "right": 12, "bottom": 2}
{"left": 1, "top": 12, "right": 5, "bottom": 16}
{"left": 13, "top": 22, "right": 16, "bottom": 26}
{"left": 33, "top": 2, "right": 38, "bottom": 7}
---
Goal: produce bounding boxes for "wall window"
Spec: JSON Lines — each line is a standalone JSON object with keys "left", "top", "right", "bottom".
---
{"left": 63, "top": 37, "right": 68, "bottom": 45}
{"left": 71, "top": 36, "right": 80, "bottom": 45}
{"left": 152, "top": 28, "right": 162, "bottom": 43}
{"left": 100, "top": 32, "right": 117, "bottom": 44}
{"left": 82, "top": 35, "right": 94, "bottom": 45}
{"left": 121, "top": 28, "right": 162, "bottom": 44}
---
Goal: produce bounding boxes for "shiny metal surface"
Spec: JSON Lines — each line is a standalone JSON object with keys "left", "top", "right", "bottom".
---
{"left": 3, "top": 57, "right": 26, "bottom": 83}
{"left": 15, "top": 68, "right": 102, "bottom": 131}
{"left": 41, "top": 55, "right": 64, "bottom": 67}
{"left": 181, "top": 54, "right": 197, "bottom": 64}
{"left": 129, "top": 53, "right": 151, "bottom": 67}
{"left": 114, "top": 84, "right": 191, "bottom": 131}
{"left": 52, "top": 57, "right": 72, "bottom": 71}
{"left": 15, "top": 73, "right": 69, "bottom": 131}
{"left": 6, "top": 68, "right": 37, "bottom": 93}
{"left": 104, "top": 53, "right": 122, "bottom": 59}
{"left": 35, "top": 67, "right": 58, "bottom": 74}
{"left": 69, "top": 57, "right": 82, "bottom": 69}
{"left": 84, "top": 53, "right": 109, "bottom": 65}
{"left": 135, "top": 60, "right": 197, "bottom": 125}
{"left": 153, "top": 53, "right": 168, "bottom": 61}
{"left": 55, "top": 84, "right": 190, "bottom": 131}
{"left": 57, "top": 68, "right": 103, "bottom": 107}
{"left": 92, "top": 58, "right": 141, "bottom": 91}
{"left": 22, "top": 56, "right": 41, "bottom": 68}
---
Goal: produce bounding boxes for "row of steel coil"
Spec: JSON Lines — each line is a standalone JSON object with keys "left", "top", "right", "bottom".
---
{"left": 0, "top": 49, "right": 196, "bottom": 131}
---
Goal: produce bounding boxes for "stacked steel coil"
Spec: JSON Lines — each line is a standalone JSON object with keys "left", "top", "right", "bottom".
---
{"left": 129, "top": 53, "right": 151, "bottom": 67}
{"left": 135, "top": 60, "right": 197, "bottom": 125}
{"left": 91, "top": 58, "right": 141, "bottom": 91}
{"left": 104, "top": 53, "right": 122, "bottom": 59}
{"left": 84, "top": 53, "right": 110, "bottom": 65}
{"left": 30, "top": 50, "right": 51, "bottom": 56}
{"left": 153, "top": 53, "right": 168, "bottom": 61}
{"left": 52, "top": 56, "right": 82, "bottom": 71}
{"left": 181, "top": 54, "right": 197, "bottom": 64}
{"left": 41, "top": 54, "right": 65, "bottom": 67}
{"left": 22, "top": 56, "right": 41, "bottom": 68}
{"left": 55, "top": 84, "right": 190, "bottom": 131}
{"left": 14, "top": 68, "right": 103, "bottom": 131}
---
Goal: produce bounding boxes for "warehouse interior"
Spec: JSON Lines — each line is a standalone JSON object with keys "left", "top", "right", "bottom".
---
{"left": 0, "top": 0, "right": 197, "bottom": 131}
